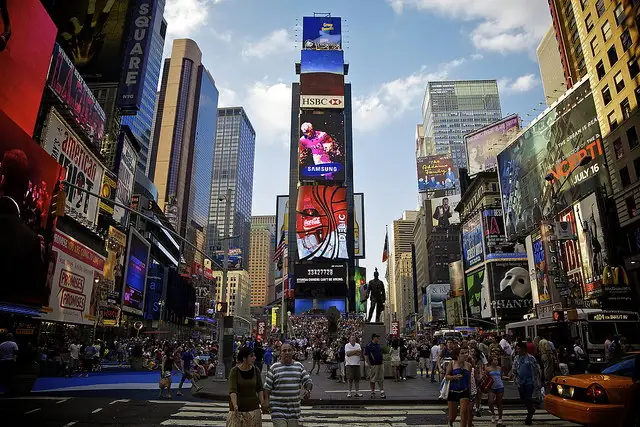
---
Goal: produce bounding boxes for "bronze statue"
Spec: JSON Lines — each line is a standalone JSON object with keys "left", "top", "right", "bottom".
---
{"left": 366, "top": 268, "right": 386, "bottom": 323}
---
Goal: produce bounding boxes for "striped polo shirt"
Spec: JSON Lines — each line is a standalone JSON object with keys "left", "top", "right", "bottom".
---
{"left": 264, "top": 361, "right": 312, "bottom": 419}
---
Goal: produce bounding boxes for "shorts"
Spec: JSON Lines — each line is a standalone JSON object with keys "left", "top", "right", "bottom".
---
{"left": 419, "top": 357, "right": 428, "bottom": 369}
{"left": 391, "top": 359, "right": 401, "bottom": 367}
{"left": 519, "top": 385, "right": 534, "bottom": 400}
{"left": 339, "top": 362, "right": 345, "bottom": 377}
{"left": 346, "top": 364, "right": 361, "bottom": 381}
{"left": 490, "top": 387, "right": 505, "bottom": 394}
{"left": 368, "top": 364, "right": 384, "bottom": 382}
{"left": 448, "top": 388, "right": 470, "bottom": 402}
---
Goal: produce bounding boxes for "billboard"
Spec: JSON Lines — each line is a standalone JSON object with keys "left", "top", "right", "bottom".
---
{"left": 354, "top": 266, "right": 367, "bottom": 313}
{"left": 144, "top": 259, "right": 164, "bottom": 321}
{"left": 42, "top": 109, "right": 105, "bottom": 228}
{"left": 486, "top": 260, "right": 534, "bottom": 321}
{"left": 43, "top": 230, "right": 104, "bottom": 325}
{"left": 449, "top": 261, "right": 465, "bottom": 297}
{"left": 497, "top": 82, "right": 608, "bottom": 240}
{"left": 103, "top": 225, "right": 126, "bottom": 304}
{"left": 431, "top": 194, "right": 461, "bottom": 227}
{"left": 113, "top": 130, "right": 138, "bottom": 225}
{"left": 275, "top": 195, "right": 288, "bottom": 279}
{"left": 117, "top": 0, "right": 157, "bottom": 112}
{"left": 294, "top": 263, "right": 347, "bottom": 298}
{"left": 300, "top": 73, "right": 345, "bottom": 97}
{"left": 417, "top": 155, "right": 458, "bottom": 197}
{"left": 465, "top": 267, "right": 485, "bottom": 320}
{"left": 296, "top": 185, "right": 348, "bottom": 260}
{"left": 462, "top": 212, "right": 484, "bottom": 270}
{"left": 0, "top": 0, "right": 57, "bottom": 137}
{"left": 48, "top": 43, "right": 107, "bottom": 148}
{"left": 425, "top": 284, "right": 448, "bottom": 322}
{"left": 302, "top": 16, "right": 341, "bottom": 50}
{"left": 465, "top": 115, "right": 520, "bottom": 176}
{"left": 573, "top": 193, "right": 607, "bottom": 301}
{"left": 300, "top": 95, "right": 345, "bottom": 109}
{"left": 301, "top": 50, "right": 344, "bottom": 74}
{"left": 299, "top": 110, "right": 345, "bottom": 181}
{"left": 214, "top": 248, "right": 243, "bottom": 270}
{"left": 121, "top": 228, "right": 150, "bottom": 315}
{"left": 354, "top": 193, "right": 365, "bottom": 258}
{"left": 446, "top": 296, "right": 464, "bottom": 326}
{"left": 47, "top": 0, "right": 131, "bottom": 82}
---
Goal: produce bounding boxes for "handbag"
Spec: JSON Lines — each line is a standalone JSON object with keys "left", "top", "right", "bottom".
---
{"left": 439, "top": 378, "right": 450, "bottom": 400}
{"left": 479, "top": 372, "right": 494, "bottom": 393}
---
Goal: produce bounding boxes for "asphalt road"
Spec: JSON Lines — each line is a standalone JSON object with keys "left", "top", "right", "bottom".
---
{"left": 0, "top": 396, "right": 580, "bottom": 426}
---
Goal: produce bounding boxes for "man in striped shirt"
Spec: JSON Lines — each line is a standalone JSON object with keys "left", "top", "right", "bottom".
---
{"left": 264, "top": 342, "right": 313, "bottom": 426}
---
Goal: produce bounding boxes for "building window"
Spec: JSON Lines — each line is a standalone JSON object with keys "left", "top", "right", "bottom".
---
{"left": 614, "top": 138, "right": 624, "bottom": 159}
{"left": 614, "top": 3, "right": 626, "bottom": 25}
{"left": 614, "top": 71, "right": 625, "bottom": 92}
{"left": 580, "top": 0, "right": 588, "bottom": 9}
{"left": 628, "top": 126, "right": 639, "bottom": 150}
{"left": 585, "top": 13, "right": 594, "bottom": 32}
{"left": 602, "top": 20, "right": 612, "bottom": 41}
{"left": 621, "top": 29, "right": 633, "bottom": 52}
{"left": 629, "top": 57, "right": 640, "bottom": 79}
{"left": 608, "top": 110, "right": 619, "bottom": 130}
{"left": 626, "top": 196, "right": 638, "bottom": 218}
{"left": 621, "top": 98, "right": 631, "bottom": 120}
{"left": 602, "top": 85, "right": 612, "bottom": 105}
{"left": 620, "top": 166, "right": 631, "bottom": 187}
{"left": 608, "top": 45, "right": 619, "bottom": 66}
{"left": 596, "top": 60, "right": 606, "bottom": 79}
{"left": 635, "top": 157, "right": 640, "bottom": 178}
{"left": 590, "top": 36, "right": 600, "bottom": 56}
{"left": 596, "top": 0, "right": 606, "bottom": 17}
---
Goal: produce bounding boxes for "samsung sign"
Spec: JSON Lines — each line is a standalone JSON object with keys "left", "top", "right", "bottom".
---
{"left": 117, "top": 0, "right": 157, "bottom": 113}
{"left": 300, "top": 95, "right": 344, "bottom": 109}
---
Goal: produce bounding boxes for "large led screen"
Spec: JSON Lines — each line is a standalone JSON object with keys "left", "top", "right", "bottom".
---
{"left": 299, "top": 110, "right": 345, "bottom": 182}
{"left": 431, "top": 194, "right": 461, "bottom": 228}
{"left": 462, "top": 212, "right": 484, "bottom": 270}
{"left": 417, "top": 155, "right": 458, "bottom": 198}
{"left": 296, "top": 185, "right": 348, "bottom": 260}
{"left": 497, "top": 81, "right": 608, "bottom": 240}
{"left": 354, "top": 193, "right": 365, "bottom": 258}
{"left": 354, "top": 266, "right": 367, "bottom": 313}
{"left": 294, "top": 262, "right": 347, "bottom": 299}
{"left": 121, "top": 228, "right": 150, "bottom": 315}
{"left": 0, "top": 0, "right": 57, "bottom": 137}
{"left": 302, "top": 16, "right": 341, "bottom": 50}
{"left": 465, "top": 115, "right": 520, "bottom": 177}
{"left": 301, "top": 50, "right": 344, "bottom": 74}
{"left": 300, "top": 73, "right": 345, "bottom": 97}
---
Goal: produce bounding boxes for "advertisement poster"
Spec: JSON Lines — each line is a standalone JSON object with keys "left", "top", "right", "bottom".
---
{"left": 446, "top": 296, "right": 464, "bottom": 326}
{"left": 559, "top": 209, "right": 587, "bottom": 308}
{"left": 114, "top": 131, "right": 137, "bottom": 225}
{"left": 47, "top": 0, "right": 131, "bottom": 82}
{"left": 425, "top": 284, "right": 448, "bottom": 322}
{"left": 573, "top": 193, "right": 607, "bottom": 300}
{"left": 214, "top": 248, "right": 243, "bottom": 270}
{"left": 296, "top": 185, "right": 348, "bottom": 260}
{"left": 43, "top": 230, "right": 104, "bottom": 325}
{"left": 483, "top": 209, "right": 507, "bottom": 258}
{"left": 486, "top": 261, "right": 533, "bottom": 321}
{"left": 462, "top": 212, "right": 484, "bottom": 270}
{"left": 301, "top": 50, "right": 344, "bottom": 74}
{"left": 354, "top": 266, "right": 367, "bottom": 313}
{"left": 42, "top": 109, "right": 105, "bottom": 227}
{"left": 497, "top": 81, "right": 608, "bottom": 240}
{"left": 0, "top": 0, "right": 57, "bottom": 137}
{"left": 466, "top": 268, "right": 484, "bottom": 319}
{"left": 299, "top": 110, "right": 345, "bottom": 181}
{"left": 525, "top": 235, "right": 540, "bottom": 305}
{"left": 417, "top": 155, "right": 458, "bottom": 197}
{"left": 121, "top": 228, "right": 150, "bottom": 315}
{"left": 294, "top": 263, "right": 347, "bottom": 298}
{"left": 354, "top": 193, "right": 365, "bottom": 258}
{"left": 465, "top": 115, "right": 520, "bottom": 176}
{"left": 391, "top": 321, "right": 399, "bottom": 337}
{"left": 449, "top": 261, "right": 465, "bottom": 297}
{"left": 431, "top": 195, "right": 461, "bottom": 227}
{"left": 144, "top": 260, "right": 164, "bottom": 321}
{"left": 300, "top": 73, "right": 345, "bottom": 97}
{"left": 0, "top": 110, "right": 66, "bottom": 307}
{"left": 104, "top": 226, "right": 126, "bottom": 304}
{"left": 302, "top": 16, "right": 341, "bottom": 50}
{"left": 275, "top": 195, "right": 289, "bottom": 279}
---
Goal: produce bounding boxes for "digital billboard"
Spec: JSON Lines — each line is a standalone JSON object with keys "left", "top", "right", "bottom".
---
{"left": 275, "top": 195, "right": 288, "bottom": 278}
{"left": 299, "top": 110, "right": 345, "bottom": 181}
{"left": 296, "top": 185, "right": 348, "bottom": 260}
{"left": 449, "top": 260, "right": 464, "bottom": 297}
{"left": 446, "top": 296, "right": 464, "bottom": 326}
{"left": 462, "top": 212, "right": 484, "bottom": 270}
{"left": 300, "top": 95, "right": 345, "bottom": 109}
{"left": 144, "top": 259, "right": 164, "bottom": 321}
{"left": 354, "top": 193, "right": 365, "bottom": 258}
{"left": 465, "top": 115, "right": 520, "bottom": 177}
{"left": 425, "top": 284, "right": 448, "bottom": 322}
{"left": 417, "top": 155, "right": 458, "bottom": 197}
{"left": 0, "top": 0, "right": 57, "bottom": 137}
{"left": 497, "top": 80, "right": 608, "bottom": 240}
{"left": 0, "top": 109, "right": 65, "bottom": 308}
{"left": 47, "top": 0, "right": 131, "bottom": 82}
{"left": 354, "top": 266, "right": 367, "bottom": 313}
{"left": 294, "top": 263, "right": 347, "bottom": 298}
{"left": 302, "top": 16, "right": 341, "bottom": 50}
{"left": 431, "top": 195, "right": 461, "bottom": 227}
{"left": 466, "top": 267, "right": 487, "bottom": 320}
{"left": 103, "top": 225, "right": 126, "bottom": 304}
{"left": 113, "top": 129, "right": 138, "bottom": 225}
{"left": 121, "top": 228, "right": 150, "bottom": 315}
{"left": 300, "top": 73, "right": 345, "bottom": 97}
{"left": 486, "top": 260, "right": 533, "bottom": 321}
{"left": 301, "top": 50, "right": 344, "bottom": 74}
{"left": 214, "top": 248, "right": 243, "bottom": 270}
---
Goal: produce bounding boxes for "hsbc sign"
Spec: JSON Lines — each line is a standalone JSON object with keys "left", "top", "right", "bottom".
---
{"left": 300, "top": 95, "right": 344, "bottom": 109}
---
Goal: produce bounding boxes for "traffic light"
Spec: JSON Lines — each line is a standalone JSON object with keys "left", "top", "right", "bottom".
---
{"left": 51, "top": 190, "right": 66, "bottom": 217}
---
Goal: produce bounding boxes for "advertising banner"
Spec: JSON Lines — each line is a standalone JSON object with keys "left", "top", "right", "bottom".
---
{"left": 497, "top": 82, "right": 608, "bottom": 240}
{"left": 43, "top": 230, "right": 104, "bottom": 325}
{"left": 42, "top": 109, "right": 105, "bottom": 228}
{"left": 275, "top": 195, "right": 288, "bottom": 279}
{"left": 302, "top": 16, "right": 341, "bottom": 50}
{"left": 486, "top": 260, "right": 534, "bottom": 321}
{"left": 103, "top": 225, "right": 126, "bottom": 304}
{"left": 354, "top": 193, "right": 365, "bottom": 258}
{"left": 573, "top": 193, "right": 607, "bottom": 302}
{"left": 449, "top": 261, "right": 465, "bottom": 297}
{"left": 121, "top": 228, "right": 150, "bottom": 315}
{"left": 431, "top": 195, "right": 461, "bottom": 228}
{"left": 559, "top": 209, "right": 587, "bottom": 308}
{"left": 214, "top": 248, "right": 243, "bottom": 270}
{"left": 296, "top": 185, "right": 348, "bottom": 260}
{"left": 525, "top": 235, "right": 540, "bottom": 305}
{"left": 465, "top": 115, "right": 520, "bottom": 176}
{"left": 446, "top": 296, "right": 464, "bottom": 326}
{"left": 417, "top": 155, "right": 458, "bottom": 197}
{"left": 113, "top": 130, "right": 137, "bottom": 225}
{"left": 299, "top": 110, "right": 345, "bottom": 181}
{"left": 462, "top": 212, "right": 484, "bottom": 270}
{"left": 391, "top": 321, "right": 399, "bottom": 337}
{"left": 425, "top": 284, "right": 448, "bottom": 322}
{"left": 144, "top": 259, "right": 164, "bottom": 321}
{"left": 354, "top": 266, "right": 367, "bottom": 313}
{"left": 48, "top": 0, "right": 131, "bottom": 82}
{"left": 98, "top": 170, "right": 117, "bottom": 215}
{"left": 294, "top": 263, "right": 347, "bottom": 298}
{"left": 301, "top": 50, "right": 344, "bottom": 74}
{"left": 300, "top": 73, "right": 345, "bottom": 97}
{"left": 466, "top": 268, "right": 485, "bottom": 320}
{"left": 483, "top": 209, "right": 506, "bottom": 259}
{"left": 257, "top": 320, "right": 267, "bottom": 340}
{"left": 0, "top": 0, "right": 57, "bottom": 137}
{"left": 300, "top": 95, "right": 345, "bottom": 109}
{"left": 117, "top": 0, "right": 157, "bottom": 112}
{"left": 47, "top": 44, "right": 107, "bottom": 148}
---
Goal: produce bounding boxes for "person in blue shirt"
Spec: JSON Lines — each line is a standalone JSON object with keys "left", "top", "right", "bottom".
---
{"left": 177, "top": 345, "right": 202, "bottom": 396}
{"left": 512, "top": 342, "right": 541, "bottom": 425}
{"left": 364, "top": 333, "right": 385, "bottom": 399}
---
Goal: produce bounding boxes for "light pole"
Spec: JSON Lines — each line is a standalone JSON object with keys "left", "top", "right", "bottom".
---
{"left": 215, "top": 188, "right": 232, "bottom": 379}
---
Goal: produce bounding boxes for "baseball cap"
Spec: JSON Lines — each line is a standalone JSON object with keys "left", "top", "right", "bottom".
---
{"left": 372, "top": 333, "right": 380, "bottom": 339}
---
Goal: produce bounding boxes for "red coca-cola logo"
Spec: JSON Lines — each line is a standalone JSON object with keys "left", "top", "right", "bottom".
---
{"left": 303, "top": 217, "right": 321, "bottom": 229}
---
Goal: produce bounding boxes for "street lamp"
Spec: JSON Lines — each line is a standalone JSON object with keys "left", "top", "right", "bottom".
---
{"left": 215, "top": 189, "right": 232, "bottom": 380}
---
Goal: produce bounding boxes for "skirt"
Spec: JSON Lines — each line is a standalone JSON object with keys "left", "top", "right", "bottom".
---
{"left": 226, "top": 408, "right": 262, "bottom": 427}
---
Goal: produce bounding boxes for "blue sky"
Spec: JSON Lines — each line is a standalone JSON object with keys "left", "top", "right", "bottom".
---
{"left": 162, "top": 0, "right": 553, "bottom": 277}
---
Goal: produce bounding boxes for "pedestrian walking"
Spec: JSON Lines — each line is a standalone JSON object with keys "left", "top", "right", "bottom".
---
{"left": 159, "top": 345, "right": 175, "bottom": 400}
{"left": 418, "top": 340, "right": 430, "bottom": 378}
{"left": 445, "top": 347, "right": 472, "bottom": 427}
{"left": 429, "top": 339, "right": 440, "bottom": 382}
{"left": 310, "top": 344, "right": 321, "bottom": 375}
{"left": 177, "top": 344, "right": 202, "bottom": 395}
{"left": 227, "top": 346, "right": 266, "bottom": 427}
{"left": 264, "top": 342, "right": 313, "bottom": 427}
{"left": 344, "top": 334, "right": 362, "bottom": 397}
{"left": 336, "top": 338, "right": 346, "bottom": 383}
{"left": 512, "top": 341, "right": 542, "bottom": 425}
{"left": 390, "top": 340, "right": 401, "bottom": 382}
{"left": 486, "top": 356, "right": 505, "bottom": 426}
{"left": 364, "top": 333, "right": 386, "bottom": 399}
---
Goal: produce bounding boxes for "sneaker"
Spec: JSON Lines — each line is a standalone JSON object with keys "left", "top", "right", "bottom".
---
{"left": 347, "top": 392, "right": 352, "bottom": 398}
{"left": 355, "top": 392, "right": 363, "bottom": 397}
{"left": 491, "top": 415, "right": 496, "bottom": 424}
{"left": 176, "top": 391, "right": 183, "bottom": 396}
{"left": 370, "top": 392, "right": 375, "bottom": 399}
{"left": 380, "top": 391, "right": 386, "bottom": 399}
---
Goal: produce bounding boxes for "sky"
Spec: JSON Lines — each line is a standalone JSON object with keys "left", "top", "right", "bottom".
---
{"left": 161, "top": 0, "right": 554, "bottom": 279}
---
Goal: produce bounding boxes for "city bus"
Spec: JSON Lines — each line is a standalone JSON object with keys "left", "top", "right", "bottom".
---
{"left": 506, "top": 309, "right": 640, "bottom": 372}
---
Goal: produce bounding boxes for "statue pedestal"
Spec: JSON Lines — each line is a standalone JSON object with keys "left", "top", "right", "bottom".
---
{"left": 363, "top": 322, "right": 387, "bottom": 347}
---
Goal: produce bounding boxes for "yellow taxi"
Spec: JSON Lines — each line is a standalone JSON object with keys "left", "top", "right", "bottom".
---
{"left": 544, "top": 353, "right": 639, "bottom": 427}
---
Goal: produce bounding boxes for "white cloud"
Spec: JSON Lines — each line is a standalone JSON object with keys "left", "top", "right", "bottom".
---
{"left": 243, "top": 82, "right": 292, "bottom": 146}
{"left": 210, "top": 28, "right": 232, "bottom": 43}
{"left": 471, "top": 53, "right": 484, "bottom": 60}
{"left": 241, "top": 29, "right": 296, "bottom": 60}
{"left": 164, "top": 0, "right": 211, "bottom": 38}
{"left": 386, "top": 0, "right": 551, "bottom": 54}
{"left": 498, "top": 74, "right": 540, "bottom": 94}
{"left": 218, "top": 87, "right": 239, "bottom": 107}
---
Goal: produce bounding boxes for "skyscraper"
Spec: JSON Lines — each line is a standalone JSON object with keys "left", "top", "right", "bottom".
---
{"left": 207, "top": 107, "right": 256, "bottom": 261}
{"left": 421, "top": 80, "right": 502, "bottom": 168}
{"left": 249, "top": 216, "right": 276, "bottom": 310}
{"left": 148, "top": 39, "right": 219, "bottom": 263}
{"left": 391, "top": 211, "right": 418, "bottom": 324}
{"left": 537, "top": 25, "right": 566, "bottom": 107}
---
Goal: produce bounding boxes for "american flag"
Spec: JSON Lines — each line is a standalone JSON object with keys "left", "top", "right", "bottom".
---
{"left": 273, "top": 240, "right": 286, "bottom": 262}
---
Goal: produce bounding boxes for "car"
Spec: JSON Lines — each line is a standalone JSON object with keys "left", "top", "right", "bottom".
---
{"left": 544, "top": 352, "right": 640, "bottom": 427}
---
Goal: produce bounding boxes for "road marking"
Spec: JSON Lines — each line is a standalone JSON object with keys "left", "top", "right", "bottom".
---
{"left": 63, "top": 422, "right": 77, "bottom": 427}
{"left": 109, "top": 399, "right": 131, "bottom": 405}
{"left": 56, "top": 398, "right": 71, "bottom": 404}
{"left": 147, "top": 400, "right": 184, "bottom": 404}
{"left": 24, "top": 408, "right": 41, "bottom": 414}
{"left": 11, "top": 396, "right": 71, "bottom": 400}
{"left": 92, "top": 408, "right": 103, "bottom": 413}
